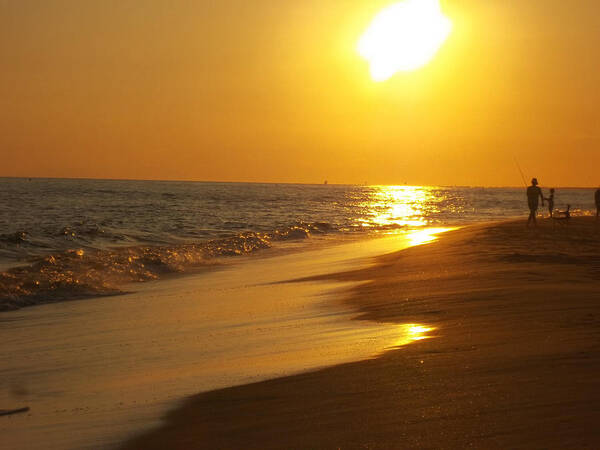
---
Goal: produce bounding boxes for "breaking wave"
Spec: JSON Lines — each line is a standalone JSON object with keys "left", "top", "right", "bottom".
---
{"left": 0, "top": 222, "right": 334, "bottom": 311}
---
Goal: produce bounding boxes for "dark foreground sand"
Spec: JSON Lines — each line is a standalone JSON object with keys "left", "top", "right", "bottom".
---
{"left": 123, "top": 217, "right": 600, "bottom": 449}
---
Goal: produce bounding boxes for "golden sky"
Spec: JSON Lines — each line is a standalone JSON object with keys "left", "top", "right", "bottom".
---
{"left": 1, "top": 0, "right": 599, "bottom": 186}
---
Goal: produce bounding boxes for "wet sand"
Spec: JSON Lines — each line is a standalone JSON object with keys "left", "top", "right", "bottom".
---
{"left": 123, "top": 217, "right": 600, "bottom": 449}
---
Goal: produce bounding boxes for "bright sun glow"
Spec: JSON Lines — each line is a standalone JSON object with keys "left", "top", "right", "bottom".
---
{"left": 358, "top": 0, "right": 452, "bottom": 81}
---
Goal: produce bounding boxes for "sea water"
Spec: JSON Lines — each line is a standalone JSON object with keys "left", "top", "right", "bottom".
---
{"left": 0, "top": 178, "right": 596, "bottom": 310}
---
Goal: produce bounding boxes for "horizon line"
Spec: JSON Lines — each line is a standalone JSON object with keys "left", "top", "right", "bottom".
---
{"left": 0, "top": 175, "right": 597, "bottom": 190}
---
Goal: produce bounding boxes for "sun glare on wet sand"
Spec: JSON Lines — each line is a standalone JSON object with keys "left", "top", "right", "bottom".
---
{"left": 388, "top": 324, "right": 436, "bottom": 349}
{"left": 358, "top": 0, "right": 452, "bottom": 81}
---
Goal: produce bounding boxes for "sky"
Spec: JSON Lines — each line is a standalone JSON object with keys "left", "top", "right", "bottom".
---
{"left": 1, "top": 0, "right": 599, "bottom": 186}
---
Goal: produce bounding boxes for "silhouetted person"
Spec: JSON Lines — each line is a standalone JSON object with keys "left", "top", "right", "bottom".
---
{"left": 545, "top": 188, "right": 555, "bottom": 217}
{"left": 595, "top": 188, "right": 600, "bottom": 221}
{"left": 527, "top": 178, "right": 544, "bottom": 227}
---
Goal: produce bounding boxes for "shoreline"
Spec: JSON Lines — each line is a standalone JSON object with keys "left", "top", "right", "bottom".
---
{"left": 0, "top": 225, "right": 449, "bottom": 313}
{"left": 1, "top": 232, "right": 435, "bottom": 449}
{"left": 123, "top": 217, "right": 600, "bottom": 449}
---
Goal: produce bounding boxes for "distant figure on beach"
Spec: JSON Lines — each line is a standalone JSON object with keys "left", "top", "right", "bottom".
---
{"left": 595, "top": 188, "right": 600, "bottom": 221}
{"left": 545, "top": 188, "right": 555, "bottom": 217}
{"left": 526, "top": 178, "right": 544, "bottom": 227}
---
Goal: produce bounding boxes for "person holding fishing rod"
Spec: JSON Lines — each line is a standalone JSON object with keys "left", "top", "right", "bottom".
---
{"left": 527, "top": 178, "right": 544, "bottom": 227}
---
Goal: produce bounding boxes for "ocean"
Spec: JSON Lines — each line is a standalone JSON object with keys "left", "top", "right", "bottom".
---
{"left": 1, "top": 178, "right": 596, "bottom": 310}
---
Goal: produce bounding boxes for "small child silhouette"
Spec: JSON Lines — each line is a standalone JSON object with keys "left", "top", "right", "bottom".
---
{"left": 545, "top": 188, "right": 555, "bottom": 217}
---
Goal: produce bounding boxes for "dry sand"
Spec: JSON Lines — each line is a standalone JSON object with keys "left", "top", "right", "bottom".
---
{"left": 123, "top": 217, "right": 600, "bottom": 449}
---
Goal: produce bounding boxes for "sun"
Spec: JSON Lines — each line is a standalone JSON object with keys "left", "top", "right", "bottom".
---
{"left": 358, "top": 0, "right": 452, "bottom": 81}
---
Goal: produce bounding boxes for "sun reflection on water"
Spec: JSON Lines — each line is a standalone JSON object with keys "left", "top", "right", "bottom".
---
{"left": 406, "top": 227, "right": 454, "bottom": 246}
{"left": 407, "top": 325, "right": 435, "bottom": 340}
{"left": 358, "top": 185, "right": 439, "bottom": 230}
{"left": 388, "top": 324, "right": 436, "bottom": 350}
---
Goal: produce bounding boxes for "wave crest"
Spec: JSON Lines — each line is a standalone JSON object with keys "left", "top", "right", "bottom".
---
{"left": 0, "top": 221, "right": 332, "bottom": 311}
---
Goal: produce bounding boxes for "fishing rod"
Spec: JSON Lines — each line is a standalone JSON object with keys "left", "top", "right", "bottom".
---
{"left": 513, "top": 156, "right": 528, "bottom": 187}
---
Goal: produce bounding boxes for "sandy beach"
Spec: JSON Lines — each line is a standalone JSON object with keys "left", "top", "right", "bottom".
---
{"left": 123, "top": 217, "right": 600, "bottom": 449}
